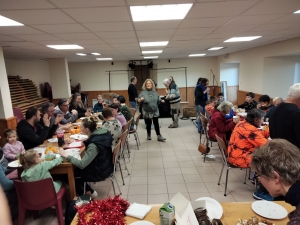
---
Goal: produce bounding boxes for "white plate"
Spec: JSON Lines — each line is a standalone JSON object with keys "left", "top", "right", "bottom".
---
{"left": 72, "top": 122, "right": 81, "bottom": 126}
{"left": 251, "top": 200, "right": 288, "bottom": 219}
{"left": 80, "top": 117, "right": 87, "bottom": 120}
{"left": 64, "top": 148, "right": 81, "bottom": 160}
{"left": 70, "top": 134, "right": 88, "bottom": 140}
{"left": 130, "top": 222, "right": 155, "bottom": 225}
{"left": 68, "top": 141, "right": 83, "bottom": 148}
{"left": 8, "top": 160, "right": 21, "bottom": 168}
{"left": 196, "top": 197, "right": 223, "bottom": 219}
{"left": 48, "top": 138, "right": 58, "bottom": 143}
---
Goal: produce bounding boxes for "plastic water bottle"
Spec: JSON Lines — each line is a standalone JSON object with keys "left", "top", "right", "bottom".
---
{"left": 57, "top": 128, "right": 65, "bottom": 147}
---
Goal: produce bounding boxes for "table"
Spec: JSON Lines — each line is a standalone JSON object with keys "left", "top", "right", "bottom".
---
{"left": 70, "top": 201, "right": 294, "bottom": 225}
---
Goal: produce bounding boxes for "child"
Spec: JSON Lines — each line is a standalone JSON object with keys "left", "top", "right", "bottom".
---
{"left": 3, "top": 129, "right": 25, "bottom": 162}
{"left": 19, "top": 150, "right": 63, "bottom": 193}
{"left": 205, "top": 96, "right": 217, "bottom": 114}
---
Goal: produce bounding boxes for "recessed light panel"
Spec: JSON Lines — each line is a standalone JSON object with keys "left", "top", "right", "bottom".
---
{"left": 130, "top": 4, "right": 193, "bottom": 22}
{"left": 189, "top": 54, "right": 206, "bottom": 57}
{"left": 96, "top": 58, "right": 113, "bottom": 60}
{"left": 47, "top": 45, "right": 84, "bottom": 50}
{"left": 294, "top": 10, "right": 300, "bottom": 14}
{"left": 140, "top": 41, "right": 169, "bottom": 47}
{"left": 142, "top": 50, "right": 163, "bottom": 54}
{"left": 0, "top": 15, "right": 23, "bottom": 26}
{"left": 224, "top": 36, "right": 261, "bottom": 42}
{"left": 76, "top": 53, "right": 86, "bottom": 56}
{"left": 208, "top": 47, "right": 224, "bottom": 51}
{"left": 91, "top": 53, "right": 101, "bottom": 55}
{"left": 144, "top": 56, "right": 158, "bottom": 59}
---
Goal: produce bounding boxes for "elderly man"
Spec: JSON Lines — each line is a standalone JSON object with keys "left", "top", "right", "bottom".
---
{"left": 269, "top": 83, "right": 300, "bottom": 148}
{"left": 163, "top": 78, "right": 181, "bottom": 128}
{"left": 54, "top": 98, "right": 78, "bottom": 124}
{"left": 264, "top": 97, "right": 283, "bottom": 122}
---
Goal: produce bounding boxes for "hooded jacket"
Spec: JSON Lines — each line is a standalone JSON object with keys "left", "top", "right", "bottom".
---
{"left": 54, "top": 105, "right": 78, "bottom": 124}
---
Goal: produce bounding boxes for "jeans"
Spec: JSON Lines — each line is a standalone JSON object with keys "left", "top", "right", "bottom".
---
{"left": 196, "top": 105, "right": 205, "bottom": 132}
{"left": 129, "top": 101, "right": 136, "bottom": 109}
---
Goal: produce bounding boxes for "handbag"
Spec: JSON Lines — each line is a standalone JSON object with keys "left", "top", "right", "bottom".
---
{"left": 198, "top": 133, "right": 210, "bottom": 154}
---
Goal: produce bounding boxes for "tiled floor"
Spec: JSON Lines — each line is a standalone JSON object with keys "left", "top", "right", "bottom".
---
{"left": 23, "top": 118, "right": 256, "bottom": 225}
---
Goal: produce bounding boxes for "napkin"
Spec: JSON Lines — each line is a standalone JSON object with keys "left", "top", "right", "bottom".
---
{"left": 125, "top": 202, "right": 152, "bottom": 219}
{"left": 68, "top": 141, "right": 83, "bottom": 148}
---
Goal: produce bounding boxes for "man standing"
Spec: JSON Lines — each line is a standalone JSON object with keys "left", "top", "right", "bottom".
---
{"left": 128, "top": 76, "right": 138, "bottom": 109}
{"left": 163, "top": 78, "right": 181, "bottom": 128}
{"left": 54, "top": 98, "right": 78, "bottom": 124}
{"left": 269, "top": 83, "right": 300, "bottom": 148}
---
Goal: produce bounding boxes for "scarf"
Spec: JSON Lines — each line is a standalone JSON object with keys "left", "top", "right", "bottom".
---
{"left": 285, "top": 181, "right": 300, "bottom": 206}
{"left": 197, "top": 84, "right": 208, "bottom": 101}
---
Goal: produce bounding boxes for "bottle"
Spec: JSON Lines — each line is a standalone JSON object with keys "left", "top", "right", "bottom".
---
{"left": 57, "top": 127, "right": 65, "bottom": 147}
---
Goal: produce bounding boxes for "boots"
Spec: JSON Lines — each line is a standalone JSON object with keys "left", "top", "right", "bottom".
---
{"left": 168, "top": 123, "right": 178, "bottom": 128}
{"left": 147, "top": 133, "right": 151, "bottom": 140}
{"left": 157, "top": 135, "right": 166, "bottom": 142}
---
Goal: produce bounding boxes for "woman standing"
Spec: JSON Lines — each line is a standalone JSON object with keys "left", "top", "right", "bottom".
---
{"left": 195, "top": 78, "right": 210, "bottom": 133}
{"left": 138, "top": 79, "right": 166, "bottom": 142}
{"left": 69, "top": 93, "right": 91, "bottom": 118}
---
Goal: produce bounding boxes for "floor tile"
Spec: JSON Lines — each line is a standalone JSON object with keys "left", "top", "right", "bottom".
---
{"left": 231, "top": 191, "right": 255, "bottom": 202}
{"left": 200, "top": 173, "right": 220, "bottom": 182}
{"left": 165, "top": 175, "right": 185, "bottom": 184}
{"left": 148, "top": 184, "right": 168, "bottom": 194}
{"left": 189, "top": 192, "right": 211, "bottom": 200}
{"left": 148, "top": 168, "right": 165, "bottom": 176}
{"left": 183, "top": 175, "right": 203, "bottom": 183}
{"left": 148, "top": 194, "right": 169, "bottom": 204}
{"left": 148, "top": 176, "right": 167, "bottom": 184}
{"left": 130, "top": 176, "right": 148, "bottom": 185}
{"left": 131, "top": 169, "right": 148, "bottom": 176}
{"left": 163, "top": 161, "right": 180, "bottom": 168}
{"left": 167, "top": 183, "right": 188, "bottom": 193}
{"left": 164, "top": 167, "right": 182, "bottom": 175}
{"left": 127, "top": 195, "right": 148, "bottom": 204}
{"left": 128, "top": 185, "right": 147, "bottom": 195}
{"left": 186, "top": 182, "right": 208, "bottom": 193}
{"left": 181, "top": 167, "right": 199, "bottom": 175}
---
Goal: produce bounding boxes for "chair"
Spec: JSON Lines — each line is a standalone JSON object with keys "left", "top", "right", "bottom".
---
{"left": 130, "top": 108, "right": 136, "bottom": 118}
{"left": 129, "top": 113, "right": 141, "bottom": 150}
{"left": 109, "top": 140, "right": 122, "bottom": 196}
{"left": 14, "top": 178, "right": 66, "bottom": 225}
{"left": 119, "top": 130, "right": 131, "bottom": 185}
{"left": 205, "top": 110, "right": 211, "bottom": 124}
{"left": 13, "top": 107, "right": 25, "bottom": 123}
{"left": 123, "top": 118, "right": 133, "bottom": 159}
{"left": 215, "top": 134, "right": 249, "bottom": 196}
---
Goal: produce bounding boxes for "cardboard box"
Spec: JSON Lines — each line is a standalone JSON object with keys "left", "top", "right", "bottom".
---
{"left": 170, "top": 193, "right": 206, "bottom": 225}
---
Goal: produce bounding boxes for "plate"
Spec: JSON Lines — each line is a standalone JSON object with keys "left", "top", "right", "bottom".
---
{"left": 64, "top": 148, "right": 81, "bottom": 160}
{"left": 130, "top": 222, "right": 155, "bottom": 225}
{"left": 251, "top": 200, "right": 288, "bottom": 219}
{"left": 80, "top": 117, "right": 87, "bottom": 120}
{"left": 70, "top": 134, "right": 88, "bottom": 140}
{"left": 66, "top": 141, "right": 83, "bottom": 148}
{"left": 48, "top": 138, "right": 58, "bottom": 143}
{"left": 8, "top": 160, "right": 21, "bottom": 168}
{"left": 73, "top": 122, "right": 81, "bottom": 126}
{"left": 196, "top": 197, "right": 223, "bottom": 219}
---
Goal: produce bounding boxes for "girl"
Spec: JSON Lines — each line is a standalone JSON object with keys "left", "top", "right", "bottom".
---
{"left": 3, "top": 129, "right": 25, "bottom": 162}
{"left": 19, "top": 150, "right": 63, "bottom": 193}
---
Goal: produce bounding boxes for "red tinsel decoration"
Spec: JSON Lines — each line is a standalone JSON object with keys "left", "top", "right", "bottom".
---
{"left": 76, "top": 195, "right": 130, "bottom": 225}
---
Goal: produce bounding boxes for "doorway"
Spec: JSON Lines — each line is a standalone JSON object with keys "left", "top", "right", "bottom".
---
{"left": 134, "top": 65, "right": 150, "bottom": 92}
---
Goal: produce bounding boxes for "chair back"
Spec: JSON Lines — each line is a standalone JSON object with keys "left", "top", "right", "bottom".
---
{"left": 14, "top": 178, "right": 58, "bottom": 210}
{"left": 122, "top": 120, "right": 130, "bottom": 132}
{"left": 130, "top": 108, "right": 136, "bottom": 117}
{"left": 128, "top": 117, "right": 133, "bottom": 129}
{"left": 215, "top": 134, "right": 228, "bottom": 164}
{"left": 112, "top": 140, "right": 121, "bottom": 165}
{"left": 206, "top": 110, "right": 211, "bottom": 123}
{"left": 199, "top": 113, "right": 209, "bottom": 139}
{"left": 135, "top": 113, "right": 141, "bottom": 131}
{"left": 119, "top": 130, "right": 128, "bottom": 148}
{"left": 13, "top": 107, "right": 25, "bottom": 123}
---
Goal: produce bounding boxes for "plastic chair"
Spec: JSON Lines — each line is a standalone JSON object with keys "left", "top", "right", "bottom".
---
{"left": 215, "top": 134, "right": 249, "bottom": 196}
{"left": 129, "top": 113, "right": 141, "bottom": 150}
{"left": 14, "top": 178, "right": 66, "bottom": 225}
{"left": 13, "top": 107, "right": 25, "bottom": 123}
{"left": 109, "top": 140, "right": 122, "bottom": 196}
{"left": 119, "top": 130, "right": 131, "bottom": 185}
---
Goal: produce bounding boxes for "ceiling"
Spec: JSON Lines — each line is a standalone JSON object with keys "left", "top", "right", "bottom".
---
{"left": 0, "top": 0, "right": 300, "bottom": 62}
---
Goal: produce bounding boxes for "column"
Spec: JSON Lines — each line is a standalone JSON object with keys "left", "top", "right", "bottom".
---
{"left": 48, "top": 58, "right": 71, "bottom": 104}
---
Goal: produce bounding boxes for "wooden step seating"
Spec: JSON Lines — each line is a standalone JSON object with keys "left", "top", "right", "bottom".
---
{"left": 8, "top": 76, "right": 49, "bottom": 115}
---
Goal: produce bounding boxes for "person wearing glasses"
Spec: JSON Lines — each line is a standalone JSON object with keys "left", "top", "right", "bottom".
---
{"left": 54, "top": 98, "right": 78, "bottom": 124}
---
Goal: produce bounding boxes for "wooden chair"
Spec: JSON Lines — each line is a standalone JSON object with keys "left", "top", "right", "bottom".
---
{"left": 205, "top": 110, "right": 211, "bottom": 124}
{"left": 129, "top": 113, "right": 141, "bottom": 150}
{"left": 130, "top": 108, "right": 136, "bottom": 118}
{"left": 119, "top": 130, "right": 131, "bottom": 185}
{"left": 13, "top": 107, "right": 25, "bottom": 123}
{"left": 109, "top": 140, "right": 122, "bottom": 196}
{"left": 215, "top": 134, "right": 249, "bottom": 196}
{"left": 122, "top": 118, "right": 133, "bottom": 160}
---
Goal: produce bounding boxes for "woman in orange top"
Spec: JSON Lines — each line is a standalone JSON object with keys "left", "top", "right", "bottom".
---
{"left": 227, "top": 109, "right": 269, "bottom": 168}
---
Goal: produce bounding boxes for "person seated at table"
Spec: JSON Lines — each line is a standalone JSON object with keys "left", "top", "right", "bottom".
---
{"left": 217, "top": 93, "right": 224, "bottom": 102}
{"left": 208, "top": 101, "right": 239, "bottom": 143}
{"left": 54, "top": 98, "right": 78, "bottom": 124}
{"left": 264, "top": 97, "right": 283, "bottom": 122}
{"left": 108, "top": 103, "right": 127, "bottom": 128}
{"left": 227, "top": 108, "right": 268, "bottom": 168}
{"left": 257, "top": 94, "right": 274, "bottom": 113}
{"left": 69, "top": 93, "right": 91, "bottom": 118}
{"left": 116, "top": 95, "right": 134, "bottom": 131}
{"left": 112, "top": 95, "right": 119, "bottom": 104}
{"left": 215, "top": 101, "right": 234, "bottom": 120}
{"left": 3, "top": 129, "right": 25, "bottom": 162}
{"left": 59, "top": 116, "right": 113, "bottom": 198}
{"left": 17, "top": 107, "right": 53, "bottom": 150}
{"left": 20, "top": 149, "right": 64, "bottom": 193}
{"left": 93, "top": 95, "right": 103, "bottom": 113}
{"left": 102, "top": 99, "right": 111, "bottom": 109}
{"left": 205, "top": 96, "right": 217, "bottom": 115}
{"left": 251, "top": 139, "right": 300, "bottom": 218}
{"left": 236, "top": 92, "right": 257, "bottom": 112}
{"left": 102, "top": 108, "right": 122, "bottom": 149}
{"left": 40, "top": 102, "right": 64, "bottom": 139}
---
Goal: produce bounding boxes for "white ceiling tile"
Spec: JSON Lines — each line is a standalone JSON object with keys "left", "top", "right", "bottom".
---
{"left": 137, "top": 29, "right": 176, "bottom": 37}
{"left": 50, "top": 0, "right": 126, "bottom": 7}
{"left": 31, "top": 24, "right": 89, "bottom": 34}
{"left": 186, "top": 1, "right": 260, "bottom": 18}
{"left": 168, "top": 40, "right": 198, "bottom": 47}
{"left": 225, "top": 14, "right": 286, "bottom": 26}
{"left": 242, "top": 0, "right": 300, "bottom": 15}
{"left": 202, "top": 33, "right": 236, "bottom": 40}
{"left": 69, "top": 39, "right": 107, "bottom": 45}
{"left": 83, "top": 22, "right": 134, "bottom": 32}
{"left": 271, "top": 14, "right": 300, "bottom": 24}
{"left": 111, "top": 43, "right": 140, "bottom": 48}
{"left": 128, "top": 0, "right": 194, "bottom": 5}
{"left": 33, "top": 40, "right": 72, "bottom": 45}
{"left": 248, "top": 23, "right": 295, "bottom": 32}
{"left": 63, "top": 7, "right": 131, "bottom": 22}
{"left": 96, "top": 31, "right": 136, "bottom": 39}
{"left": 54, "top": 33, "right": 99, "bottom": 40}
{"left": 0, "top": 26, "right": 45, "bottom": 35}
{"left": 0, "top": 0, "right": 55, "bottom": 9}
{"left": 213, "top": 25, "right": 258, "bottom": 34}
{"left": 105, "top": 38, "right": 138, "bottom": 44}
{"left": 134, "top": 21, "right": 181, "bottom": 30}
{"left": 171, "top": 34, "right": 206, "bottom": 41}
{"left": 175, "top": 27, "right": 217, "bottom": 36}
{"left": 0, "top": 35, "right": 23, "bottom": 42}
{"left": 0, "top": 9, "right": 76, "bottom": 25}
{"left": 10, "top": 34, "right": 61, "bottom": 41}
{"left": 179, "top": 17, "right": 233, "bottom": 28}
{"left": 0, "top": 41, "right": 40, "bottom": 47}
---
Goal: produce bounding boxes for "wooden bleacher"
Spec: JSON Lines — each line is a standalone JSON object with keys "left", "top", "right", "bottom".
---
{"left": 8, "top": 75, "right": 49, "bottom": 115}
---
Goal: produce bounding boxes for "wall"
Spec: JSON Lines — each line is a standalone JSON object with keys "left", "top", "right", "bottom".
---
{"left": 220, "top": 63, "right": 239, "bottom": 86}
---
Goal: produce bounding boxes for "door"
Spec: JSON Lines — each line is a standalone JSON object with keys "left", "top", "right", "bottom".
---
{"left": 134, "top": 65, "right": 150, "bottom": 92}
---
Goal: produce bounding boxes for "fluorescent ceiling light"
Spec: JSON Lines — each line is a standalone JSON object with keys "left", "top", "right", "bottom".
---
{"left": 96, "top": 58, "right": 113, "bottom": 60}
{"left": 208, "top": 47, "right": 224, "bottom": 51}
{"left": 224, "top": 36, "right": 261, "bottom": 42}
{"left": 294, "top": 10, "right": 300, "bottom": 14}
{"left": 130, "top": 4, "right": 193, "bottom": 22}
{"left": 142, "top": 50, "right": 163, "bottom": 54}
{"left": 140, "top": 41, "right": 168, "bottom": 47}
{"left": 189, "top": 54, "right": 206, "bottom": 57}
{"left": 0, "top": 15, "right": 23, "bottom": 26}
{"left": 91, "top": 53, "right": 101, "bottom": 55}
{"left": 144, "top": 56, "right": 158, "bottom": 59}
{"left": 76, "top": 53, "right": 86, "bottom": 56}
{"left": 47, "top": 45, "right": 83, "bottom": 50}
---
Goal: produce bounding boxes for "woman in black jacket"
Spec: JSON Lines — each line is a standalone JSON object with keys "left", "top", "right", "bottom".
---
{"left": 69, "top": 93, "right": 91, "bottom": 118}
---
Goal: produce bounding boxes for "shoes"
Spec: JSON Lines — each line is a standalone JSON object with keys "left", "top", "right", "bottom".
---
{"left": 157, "top": 135, "right": 166, "bottom": 142}
{"left": 91, "top": 190, "right": 98, "bottom": 199}
{"left": 253, "top": 191, "right": 274, "bottom": 201}
{"left": 198, "top": 130, "right": 205, "bottom": 134}
{"left": 168, "top": 124, "right": 178, "bottom": 128}
{"left": 147, "top": 134, "right": 151, "bottom": 140}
